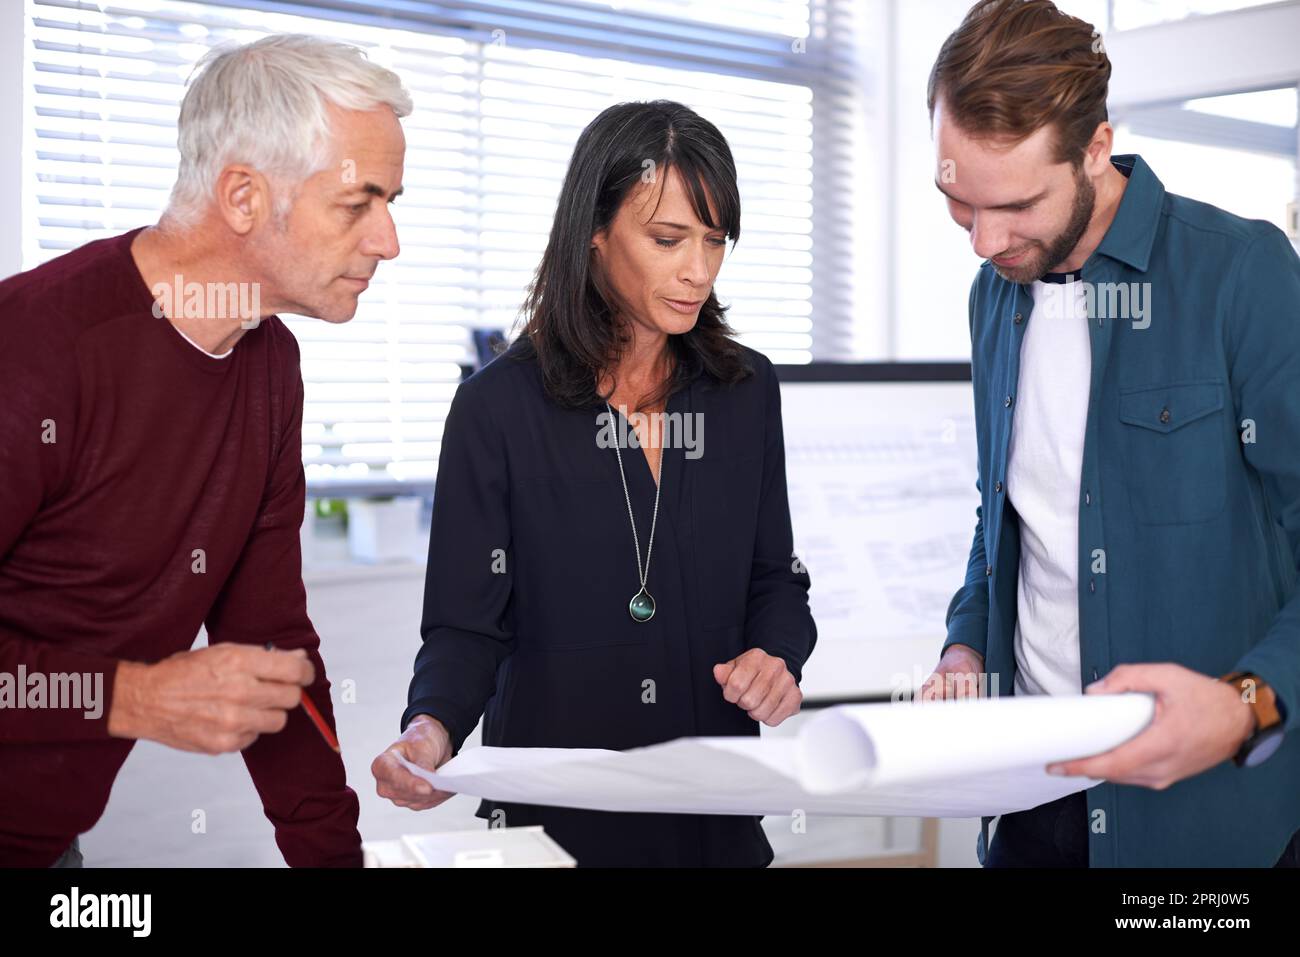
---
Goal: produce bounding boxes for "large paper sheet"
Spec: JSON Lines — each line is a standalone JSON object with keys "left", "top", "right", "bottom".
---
{"left": 397, "top": 693, "right": 1155, "bottom": 818}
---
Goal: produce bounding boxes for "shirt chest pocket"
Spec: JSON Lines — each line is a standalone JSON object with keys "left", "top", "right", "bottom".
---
{"left": 1117, "top": 380, "right": 1227, "bottom": 525}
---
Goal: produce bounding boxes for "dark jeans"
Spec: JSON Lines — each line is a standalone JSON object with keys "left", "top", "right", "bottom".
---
{"left": 50, "top": 836, "right": 83, "bottom": 868}
{"left": 983, "top": 791, "right": 1300, "bottom": 867}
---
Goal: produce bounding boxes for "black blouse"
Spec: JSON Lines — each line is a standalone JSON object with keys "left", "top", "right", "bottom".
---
{"left": 401, "top": 340, "right": 816, "bottom": 866}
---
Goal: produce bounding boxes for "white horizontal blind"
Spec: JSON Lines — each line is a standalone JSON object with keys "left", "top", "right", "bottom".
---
{"left": 22, "top": 0, "right": 857, "bottom": 485}
{"left": 568, "top": 0, "right": 811, "bottom": 36}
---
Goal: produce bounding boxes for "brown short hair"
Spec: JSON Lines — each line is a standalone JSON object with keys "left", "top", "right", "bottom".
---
{"left": 927, "top": 0, "right": 1111, "bottom": 166}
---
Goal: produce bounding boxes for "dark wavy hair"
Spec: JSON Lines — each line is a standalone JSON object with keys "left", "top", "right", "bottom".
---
{"left": 511, "top": 100, "right": 753, "bottom": 409}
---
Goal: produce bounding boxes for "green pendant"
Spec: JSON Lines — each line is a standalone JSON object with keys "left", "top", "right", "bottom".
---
{"left": 629, "top": 588, "right": 656, "bottom": 622}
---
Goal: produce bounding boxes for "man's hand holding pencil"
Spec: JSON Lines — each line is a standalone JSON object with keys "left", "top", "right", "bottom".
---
{"left": 106, "top": 643, "right": 317, "bottom": 754}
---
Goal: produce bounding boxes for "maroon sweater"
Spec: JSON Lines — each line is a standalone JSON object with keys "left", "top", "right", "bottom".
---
{"left": 0, "top": 228, "right": 362, "bottom": 866}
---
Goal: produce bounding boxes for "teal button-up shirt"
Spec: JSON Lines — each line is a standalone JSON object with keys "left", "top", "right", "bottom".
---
{"left": 944, "top": 154, "right": 1300, "bottom": 866}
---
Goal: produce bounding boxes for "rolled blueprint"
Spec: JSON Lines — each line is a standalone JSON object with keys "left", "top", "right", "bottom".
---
{"left": 395, "top": 692, "right": 1156, "bottom": 818}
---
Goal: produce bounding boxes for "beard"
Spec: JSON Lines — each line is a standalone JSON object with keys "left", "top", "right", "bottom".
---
{"left": 992, "top": 168, "right": 1096, "bottom": 284}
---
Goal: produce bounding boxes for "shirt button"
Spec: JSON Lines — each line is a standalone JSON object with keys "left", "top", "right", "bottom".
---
{"left": 1090, "top": 578, "right": 1096, "bottom": 594}
{"left": 1159, "top": 407, "right": 1171, "bottom": 424}
{"left": 1004, "top": 395, "right": 1014, "bottom": 408}
{"left": 1085, "top": 491, "right": 1091, "bottom": 506}
{"left": 985, "top": 565, "right": 993, "bottom": 577}
{"left": 1014, "top": 312, "right": 1024, "bottom": 324}
{"left": 995, "top": 481, "right": 1003, "bottom": 493}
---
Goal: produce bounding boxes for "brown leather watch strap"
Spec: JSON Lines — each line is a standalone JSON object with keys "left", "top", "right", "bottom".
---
{"left": 1221, "top": 671, "right": 1283, "bottom": 732}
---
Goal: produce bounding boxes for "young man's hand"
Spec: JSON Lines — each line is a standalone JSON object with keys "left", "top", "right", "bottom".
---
{"left": 1046, "top": 663, "right": 1258, "bottom": 789}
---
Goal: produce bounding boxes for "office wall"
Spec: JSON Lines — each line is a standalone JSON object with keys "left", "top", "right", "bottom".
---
{"left": 892, "top": 0, "right": 981, "bottom": 361}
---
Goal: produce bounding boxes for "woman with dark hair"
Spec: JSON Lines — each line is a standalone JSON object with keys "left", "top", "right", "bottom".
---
{"left": 372, "top": 100, "right": 816, "bottom": 867}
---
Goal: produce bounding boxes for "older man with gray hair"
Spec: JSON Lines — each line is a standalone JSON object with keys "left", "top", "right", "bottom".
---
{"left": 0, "top": 34, "right": 410, "bottom": 867}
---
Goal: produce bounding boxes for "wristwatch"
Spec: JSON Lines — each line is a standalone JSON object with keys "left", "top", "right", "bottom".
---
{"left": 1220, "top": 672, "right": 1287, "bottom": 768}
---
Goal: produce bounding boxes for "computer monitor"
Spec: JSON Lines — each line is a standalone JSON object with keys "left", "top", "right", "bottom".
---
{"left": 774, "top": 363, "right": 978, "bottom": 703}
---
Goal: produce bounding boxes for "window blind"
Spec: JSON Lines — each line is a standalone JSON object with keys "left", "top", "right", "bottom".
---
{"left": 23, "top": 0, "right": 864, "bottom": 484}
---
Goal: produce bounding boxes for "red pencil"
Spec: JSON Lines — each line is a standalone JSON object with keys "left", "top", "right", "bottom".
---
{"left": 298, "top": 689, "right": 341, "bottom": 753}
{"left": 264, "top": 643, "right": 340, "bottom": 753}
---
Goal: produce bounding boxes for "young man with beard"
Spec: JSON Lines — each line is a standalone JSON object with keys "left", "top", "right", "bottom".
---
{"left": 920, "top": 0, "right": 1300, "bottom": 867}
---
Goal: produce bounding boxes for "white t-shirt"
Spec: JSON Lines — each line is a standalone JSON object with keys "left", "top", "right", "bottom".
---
{"left": 174, "top": 323, "right": 233, "bottom": 359}
{"left": 1007, "top": 273, "right": 1090, "bottom": 696}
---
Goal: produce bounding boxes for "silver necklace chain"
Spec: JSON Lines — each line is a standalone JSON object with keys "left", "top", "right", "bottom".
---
{"left": 607, "top": 400, "right": 662, "bottom": 591}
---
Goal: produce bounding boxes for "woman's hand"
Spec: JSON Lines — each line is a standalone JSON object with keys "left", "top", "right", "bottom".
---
{"left": 371, "top": 714, "right": 457, "bottom": 810}
{"left": 713, "top": 648, "right": 802, "bottom": 727}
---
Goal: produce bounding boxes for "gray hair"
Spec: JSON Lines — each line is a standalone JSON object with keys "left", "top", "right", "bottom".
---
{"left": 167, "top": 34, "right": 413, "bottom": 225}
